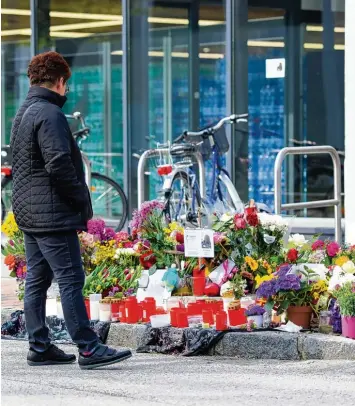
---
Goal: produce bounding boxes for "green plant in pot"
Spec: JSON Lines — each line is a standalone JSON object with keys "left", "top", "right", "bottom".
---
{"left": 256, "top": 264, "right": 328, "bottom": 329}
{"left": 333, "top": 282, "right": 355, "bottom": 339}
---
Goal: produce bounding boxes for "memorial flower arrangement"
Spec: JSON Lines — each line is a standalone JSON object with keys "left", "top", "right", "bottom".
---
{"left": 256, "top": 264, "right": 329, "bottom": 315}
{"left": 1, "top": 213, "right": 26, "bottom": 299}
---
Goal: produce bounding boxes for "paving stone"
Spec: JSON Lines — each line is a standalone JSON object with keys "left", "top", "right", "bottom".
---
{"left": 106, "top": 323, "right": 147, "bottom": 348}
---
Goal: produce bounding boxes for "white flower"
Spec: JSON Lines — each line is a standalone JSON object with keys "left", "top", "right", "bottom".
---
{"left": 342, "top": 260, "right": 355, "bottom": 274}
{"left": 328, "top": 268, "right": 355, "bottom": 291}
{"left": 220, "top": 213, "right": 233, "bottom": 222}
{"left": 257, "top": 213, "right": 288, "bottom": 232}
{"left": 115, "top": 248, "right": 136, "bottom": 256}
{"left": 288, "top": 233, "right": 308, "bottom": 248}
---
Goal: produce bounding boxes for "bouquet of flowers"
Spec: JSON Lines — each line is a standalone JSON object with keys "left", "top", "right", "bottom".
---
{"left": 1, "top": 213, "right": 26, "bottom": 299}
{"left": 131, "top": 200, "right": 177, "bottom": 269}
{"left": 256, "top": 264, "right": 329, "bottom": 314}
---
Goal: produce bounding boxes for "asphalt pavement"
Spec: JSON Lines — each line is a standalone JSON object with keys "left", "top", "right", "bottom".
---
{"left": 1, "top": 340, "right": 355, "bottom": 406}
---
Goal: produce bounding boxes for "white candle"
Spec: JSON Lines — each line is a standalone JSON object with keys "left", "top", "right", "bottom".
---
{"left": 99, "top": 309, "right": 112, "bottom": 322}
{"left": 90, "top": 301, "right": 100, "bottom": 320}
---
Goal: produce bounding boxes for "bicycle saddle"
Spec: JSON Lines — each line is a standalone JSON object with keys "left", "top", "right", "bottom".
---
{"left": 170, "top": 143, "right": 197, "bottom": 156}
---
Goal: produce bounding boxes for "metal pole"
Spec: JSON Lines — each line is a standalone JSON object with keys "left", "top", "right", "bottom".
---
{"left": 82, "top": 153, "right": 92, "bottom": 195}
{"left": 30, "top": 0, "right": 38, "bottom": 57}
{"left": 274, "top": 146, "right": 342, "bottom": 243}
{"left": 163, "top": 35, "right": 172, "bottom": 142}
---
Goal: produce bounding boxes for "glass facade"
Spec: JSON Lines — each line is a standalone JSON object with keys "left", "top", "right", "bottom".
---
{"left": 1, "top": 0, "right": 345, "bottom": 220}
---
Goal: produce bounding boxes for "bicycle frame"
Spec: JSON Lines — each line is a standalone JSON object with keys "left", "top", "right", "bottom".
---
{"left": 205, "top": 143, "right": 244, "bottom": 211}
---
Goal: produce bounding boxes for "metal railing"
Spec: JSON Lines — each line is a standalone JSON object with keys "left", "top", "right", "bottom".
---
{"left": 274, "top": 146, "right": 342, "bottom": 244}
{"left": 137, "top": 148, "right": 206, "bottom": 208}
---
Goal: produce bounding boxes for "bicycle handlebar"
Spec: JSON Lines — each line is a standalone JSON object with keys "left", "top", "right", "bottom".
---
{"left": 174, "top": 113, "right": 248, "bottom": 143}
{"left": 65, "top": 112, "right": 90, "bottom": 139}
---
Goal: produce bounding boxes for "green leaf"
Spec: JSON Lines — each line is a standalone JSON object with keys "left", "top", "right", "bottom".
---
{"left": 265, "top": 301, "right": 274, "bottom": 312}
{"left": 9, "top": 270, "right": 17, "bottom": 278}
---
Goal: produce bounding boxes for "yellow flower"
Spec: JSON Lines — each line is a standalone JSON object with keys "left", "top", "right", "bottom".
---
{"left": 313, "top": 292, "right": 320, "bottom": 300}
{"left": 245, "top": 256, "right": 258, "bottom": 271}
{"left": 312, "top": 280, "right": 328, "bottom": 293}
{"left": 255, "top": 274, "right": 274, "bottom": 288}
{"left": 96, "top": 285, "right": 102, "bottom": 292}
{"left": 1, "top": 212, "right": 19, "bottom": 238}
{"left": 334, "top": 256, "right": 350, "bottom": 267}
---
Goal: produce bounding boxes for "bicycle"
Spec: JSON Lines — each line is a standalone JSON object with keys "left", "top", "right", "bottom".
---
{"left": 162, "top": 114, "right": 271, "bottom": 225}
{"left": 1, "top": 112, "right": 128, "bottom": 231}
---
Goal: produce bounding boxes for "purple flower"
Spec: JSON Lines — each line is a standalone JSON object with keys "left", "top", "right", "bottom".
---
{"left": 176, "top": 244, "right": 185, "bottom": 252}
{"left": 245, "top": 304, "right": 266, "bottom": 316}
{"left": 103, "top": 227, "right": 116, "bottom": 241}
{"left": 129, "top": 200, "right": 164, "bottom": 231}
{"left": 256, "top": 280, "right": 277, "bottom": 299}
{"left": 87, "top": 219, "right": 105, "bottom": 239}
{"left": 277, "top": 264, "right": 293, "bottom": 277}
{"left": 275, "top": 274, "right": 301, "bottom": 291}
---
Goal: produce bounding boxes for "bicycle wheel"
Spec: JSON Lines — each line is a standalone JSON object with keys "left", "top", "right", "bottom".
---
{"left": 164, "top": 171, "right": 201, "bottom": 226}
{"left": 90, "top": 173, "right": 128, "bottom": 231}
{"left": 1, "top": 174, "right": 13, "bottom": 222}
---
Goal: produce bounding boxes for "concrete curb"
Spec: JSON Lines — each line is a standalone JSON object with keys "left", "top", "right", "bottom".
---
{"left": 106, "top": 323, "right": 355, "bottom": 361}
{"left": 2, "top": 308, "right": 355, "bottom": 360}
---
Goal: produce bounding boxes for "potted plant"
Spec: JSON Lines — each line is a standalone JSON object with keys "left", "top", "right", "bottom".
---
{"left": 333, "top": 282, "right": 355, "bottom": 339}
{"left": 245, "top": 304, "right": 265, "bottom": 328}
{"left": 256, "top": 264, "right": 329, "bottom": 329}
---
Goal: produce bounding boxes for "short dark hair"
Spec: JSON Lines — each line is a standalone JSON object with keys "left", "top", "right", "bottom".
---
{"left": 27, "top": 51, "right": 71, "bottom": 86}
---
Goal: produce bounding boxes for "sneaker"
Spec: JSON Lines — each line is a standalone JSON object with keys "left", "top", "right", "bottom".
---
{"left": 27, "top": 344, "right": 76, "bottom": 366}
{"left": 78, "top": 344, "right": 132, "bottom": 370}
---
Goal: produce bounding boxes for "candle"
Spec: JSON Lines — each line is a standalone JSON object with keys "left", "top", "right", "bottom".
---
{"left": 99, "top": 300, "right": 112, "bottom": 322}
{"left": 89, "top": 294, "right": 102, "bottom": 320}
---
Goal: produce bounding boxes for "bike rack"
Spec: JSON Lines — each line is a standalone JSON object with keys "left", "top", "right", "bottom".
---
{"left": 137, "top": 148, "right": 206, "bottom": 208}
{"left": 274, "top": 146, "right": 342, "bottom": 244}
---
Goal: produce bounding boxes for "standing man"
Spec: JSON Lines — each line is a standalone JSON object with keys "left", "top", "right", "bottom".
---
{"left": 11, "top": 51, "right": 131, "bottom": 369}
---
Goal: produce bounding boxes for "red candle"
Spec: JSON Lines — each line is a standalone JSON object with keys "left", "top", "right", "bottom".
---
{"left": 143, "top": 297, "right": 156, "bottom": 322}
{"left": 202, "top": 309, "right": 214, "bottom": 326}
{"left": 119, "top": 304, "right": 126, "bottom": 323}
{"left": 192, "top": 277, "right": 206, "bottom": 296}
{"left": 187, "top": 303, "right": 200, "bottom": 316}
{"left": 170, "top": 307, "right": 180, "bottom": 327}
{"left": 177, "top": 311, "right": 188, "bottom": 328}
{"left": 125, "top": 297, "right": 139, "bottom": 324}
{"left": 216, "top": 311, "right": 228, "bottom": 331}
{"left": 84, "top": 298, "right": 91, "bottom": 320}
{"left": 137, "top": 304, "right": 143, "bottom": 322}
{"left": 228, "top": 309, "right": 247, "bottom": 327}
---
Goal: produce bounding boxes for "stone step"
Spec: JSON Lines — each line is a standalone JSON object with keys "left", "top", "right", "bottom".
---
{"left": 2, "top": 308, "right": 354, "bottom": 360}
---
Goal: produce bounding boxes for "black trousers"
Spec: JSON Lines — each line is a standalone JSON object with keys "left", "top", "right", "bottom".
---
{"left": 24, "top": 231, "right": 98, "bottom": 353}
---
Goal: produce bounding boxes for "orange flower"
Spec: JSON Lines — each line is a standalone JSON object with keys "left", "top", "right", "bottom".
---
{"left": 4, "top": 255, "right": 16, "bottom": 269}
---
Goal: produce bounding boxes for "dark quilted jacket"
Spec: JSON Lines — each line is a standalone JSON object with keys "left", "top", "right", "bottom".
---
{"left": 11, "top": 86, "right": 93, "bottom": 233}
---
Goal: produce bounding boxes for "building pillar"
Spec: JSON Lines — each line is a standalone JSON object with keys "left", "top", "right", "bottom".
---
{"left": 344, "top": 0, "right": 355, "bottom": 243}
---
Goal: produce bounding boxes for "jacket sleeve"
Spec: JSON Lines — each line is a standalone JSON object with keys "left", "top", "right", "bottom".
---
{"left": 35, "top": 106, "right": 89, "bottom": 211}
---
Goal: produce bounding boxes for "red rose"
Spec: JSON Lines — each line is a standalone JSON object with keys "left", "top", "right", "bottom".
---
{"left": 234, "top": 214, "right": 247, "bottom": 230}
{"left": 139, "top": 250, "right": 156, "bottom": 269}
{"left": 244, "top": 207, "right": 259, "bottom": 227}
{"left": 126, "top": 274, "right": 132, "bottom": 281}
{"left": 175, "top": 232, "right": 184, "bottom": 244}
{"left": 287, "top": 248, "right": 298, "bottom": 263}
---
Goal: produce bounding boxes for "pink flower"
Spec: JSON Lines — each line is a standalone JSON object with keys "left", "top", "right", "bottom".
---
{"left": 87, "top": 219, "right": 105, "bottom": 237}
{"left": 234, "top": 217, "right": 247, "bottom": 230}
{"left": 312, "top": 240, "right": 325, "bottom": 251}
{"left": 103, "top": 227, "right": 116, "bottom": 241}
{"left": 326, "top": 242, "right": 341, "bottom": 257}
{"left": 115, "top": 231, "right": 130, "bottom": 243}
{"left": 213, "top": 232, "right": 226, "bottom": 244}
